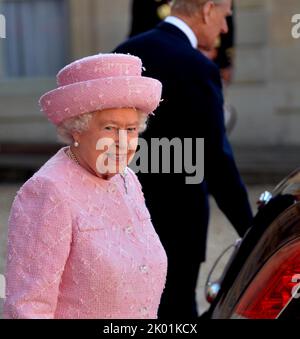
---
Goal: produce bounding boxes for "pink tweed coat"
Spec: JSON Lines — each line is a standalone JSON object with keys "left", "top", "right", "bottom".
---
{"left": 3, "top": 147, "right": 167, "bottom": 319}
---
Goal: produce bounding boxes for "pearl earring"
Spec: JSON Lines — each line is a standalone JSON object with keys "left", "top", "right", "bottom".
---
{"left": 74, "top": 141, "right": 79, "bottom": 147}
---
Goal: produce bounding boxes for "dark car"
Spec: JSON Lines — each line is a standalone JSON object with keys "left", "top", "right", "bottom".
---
{"left": 204, "top": 168, "right": 300, "bottom": 319}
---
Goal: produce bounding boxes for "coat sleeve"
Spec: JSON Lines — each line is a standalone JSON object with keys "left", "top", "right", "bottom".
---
{"left": 3, "top": 176, "right": 72, "bottom": 319}
{"left": 189, "top": 64, "right": 253, "bottom": 237}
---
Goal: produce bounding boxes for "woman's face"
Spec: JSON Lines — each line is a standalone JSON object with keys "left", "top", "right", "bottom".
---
{"left": 73, "top": 108, "right": 140, "bottom": 179}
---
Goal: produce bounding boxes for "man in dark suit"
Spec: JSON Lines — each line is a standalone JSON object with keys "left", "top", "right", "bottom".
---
{"left": 114, "top": 0, "right": 253, "bottom": 319}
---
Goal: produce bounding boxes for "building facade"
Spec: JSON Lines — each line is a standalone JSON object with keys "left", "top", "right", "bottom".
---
{"left": 0, "top": 0, "right": 299, "bottom": 177}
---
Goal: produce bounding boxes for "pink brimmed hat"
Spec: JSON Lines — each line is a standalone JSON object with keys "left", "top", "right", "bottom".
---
{"left": 39, "top": 53, "right": 162, "bottom": 125}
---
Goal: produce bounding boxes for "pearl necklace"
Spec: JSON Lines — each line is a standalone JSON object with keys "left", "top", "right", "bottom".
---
{"left": 67, "top": 147, "right": 129, "bottom": 194}
{"left": 67, "top": 147, "right": 80, "bottom": 166}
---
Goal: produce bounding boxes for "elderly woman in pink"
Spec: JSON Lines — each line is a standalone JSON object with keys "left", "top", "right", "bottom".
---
{"left": 3, "top": 54, "right": 167, "bottom": 319}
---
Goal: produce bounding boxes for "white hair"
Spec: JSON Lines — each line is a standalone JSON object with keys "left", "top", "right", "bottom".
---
{"left": 57, "top": 110, "right": 149, "bottom": 145}
{"left": 171, "top": 0, "right": 226, "bottom": 16}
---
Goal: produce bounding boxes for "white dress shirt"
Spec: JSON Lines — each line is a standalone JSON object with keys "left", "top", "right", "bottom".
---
{"left": 164, "top": 16, "right": 198, "bottom": 49}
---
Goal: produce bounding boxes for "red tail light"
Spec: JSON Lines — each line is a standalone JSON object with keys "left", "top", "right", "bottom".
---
{"left": 232, "top": 240, "right": 300, "bottom": 319}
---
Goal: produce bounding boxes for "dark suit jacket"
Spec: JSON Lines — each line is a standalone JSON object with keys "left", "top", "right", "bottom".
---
{"left": 114, "top": 22, "right": 253, "bottom": 262}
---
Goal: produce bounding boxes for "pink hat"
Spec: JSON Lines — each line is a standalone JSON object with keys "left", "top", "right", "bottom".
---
{"left": 39, "top": 53, "right": 162, "bottom": 125}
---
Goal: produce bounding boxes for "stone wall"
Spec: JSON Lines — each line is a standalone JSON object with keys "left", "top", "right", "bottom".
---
{"left": 0, "top": 0, "right": 299, "bottom": 176}
{"left": 228, "top": 0, "right": 300, "bottom": 147}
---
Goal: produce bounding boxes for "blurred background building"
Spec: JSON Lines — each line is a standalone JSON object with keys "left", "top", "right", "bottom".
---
{"left": 0, "top": 0, "right": 300, "bottom": 317}
{"left": 1, "top": 0, "right": 300, "bottom": 183}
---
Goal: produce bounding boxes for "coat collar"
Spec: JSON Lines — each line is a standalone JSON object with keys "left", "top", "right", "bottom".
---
{"left": 164, "top": 16, "right": 198, "bottom": 49}
{"left": 156, "top": 21, "right": 195, "bottom": 47}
